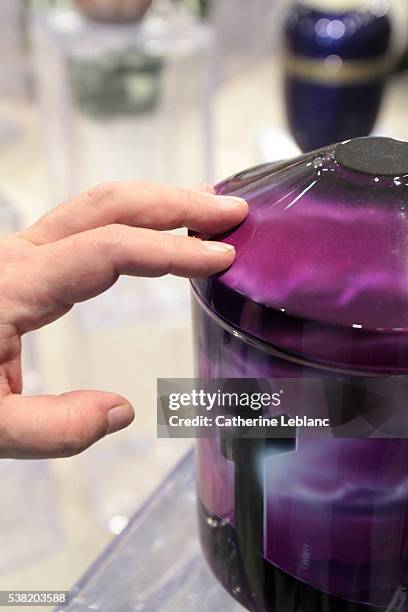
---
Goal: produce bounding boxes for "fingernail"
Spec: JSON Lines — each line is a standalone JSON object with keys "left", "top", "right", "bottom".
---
{"left": 202, "top": 241, "right": 235, "bottom": 254}
{"left": 107, "top": 403, "right": 135, "bottom": 435}
{"left": 216, "top": 195, "right": 247, "bottom": 209}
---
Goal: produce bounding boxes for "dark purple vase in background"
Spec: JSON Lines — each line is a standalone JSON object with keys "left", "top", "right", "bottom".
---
{"left": 283, "top": 0, "right": 393, "bottom": 152}
{"left": 192, "top": 137, "right": 408, "bottom": 611}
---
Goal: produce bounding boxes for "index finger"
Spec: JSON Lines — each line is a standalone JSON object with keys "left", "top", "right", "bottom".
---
{"left": 20, "top": 181, "right": 248, "bottom": 245}
{"left": 7, "top": 225, "right": 236, "bottom": 334}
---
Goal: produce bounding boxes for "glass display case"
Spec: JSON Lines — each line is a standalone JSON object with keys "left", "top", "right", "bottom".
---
{"left": 57, "top": 451, "right": 244, "bottom": 612}
{"left": 31, "top": 6, "right": 215, "bottom": 203}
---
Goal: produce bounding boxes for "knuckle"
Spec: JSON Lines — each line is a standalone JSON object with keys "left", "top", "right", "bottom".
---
{"left": 172, "top": 234, "right": 188, "bottom": 254}
{"left": 96, "top": 223, "right": 126, "bottom": 250}
{"left": 177, "top": 187, "right": 196, "bottom": 211}
{"left": 85, "top": 182, "right": 117, "bottom": 208}
{"left": 0, "top": 243, "right": 33, "bottom": 326}
{"left": 197, "top": 181, "right": 215, "bottom": 194}
{"left": 60, "top": 401, "right": 91, "bottom": 458}
{"left": 60, "top": 435, "right": 88, "bottom": 458}
{"left": 0, "top": 403, "right": 10, "bottom": 442}
{"left": 153, "top": 233, "right": 177, "bottom": 276}
{"left": 162, "top": 234, "right": 189, "bottom": 274}
{"left": 164, "top": 233, "right": 183, "bottom": 258}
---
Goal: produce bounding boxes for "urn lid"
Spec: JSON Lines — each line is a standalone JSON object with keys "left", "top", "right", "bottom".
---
{"left": 192, "top": 137, "right": 408, "bottom": 373}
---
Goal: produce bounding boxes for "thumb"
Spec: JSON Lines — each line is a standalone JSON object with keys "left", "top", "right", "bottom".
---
{"left": 0, "top": 391, "right": 135, "bottom": 459}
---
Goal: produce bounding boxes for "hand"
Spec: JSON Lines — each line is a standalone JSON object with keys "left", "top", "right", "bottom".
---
{"left": 0, "top": 181, "right": 247, "bottom": 459}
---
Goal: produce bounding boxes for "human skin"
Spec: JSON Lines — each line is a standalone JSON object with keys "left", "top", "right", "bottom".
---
{"left": 0, "top": 181, "right": 247, "bottom": 459}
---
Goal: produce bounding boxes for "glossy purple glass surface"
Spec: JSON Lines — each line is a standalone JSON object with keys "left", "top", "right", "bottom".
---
{"left": 194, "top": 138, "right": 408, "bottom": 373}
{"left": 194, "top": 303, "right": 408, "bottom": 610}
{"left": 192, "top": 137, "right": 408, "bottom": 611}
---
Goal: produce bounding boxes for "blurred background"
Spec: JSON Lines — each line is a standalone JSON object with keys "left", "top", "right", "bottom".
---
{"left": 1, "top": 0, "right": 408, "bottom": 608}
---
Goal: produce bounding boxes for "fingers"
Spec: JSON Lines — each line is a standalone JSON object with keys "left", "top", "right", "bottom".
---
{"left": 0, "top": 390, "right": 135, "bottom": 459}
{"left": 20, "top": 181, "right": 248, "bottom": 245}
{"left": 8, "top": 226, "right": 235, "bottom": 332}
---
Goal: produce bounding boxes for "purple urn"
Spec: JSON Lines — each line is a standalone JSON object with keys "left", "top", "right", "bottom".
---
{"left": 191, "top": 137, "right": 408, "bottom": 611}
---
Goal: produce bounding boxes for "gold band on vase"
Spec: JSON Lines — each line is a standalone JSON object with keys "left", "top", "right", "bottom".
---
{"left": 284, "top": 52, "right": 396, "bottom": 86}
